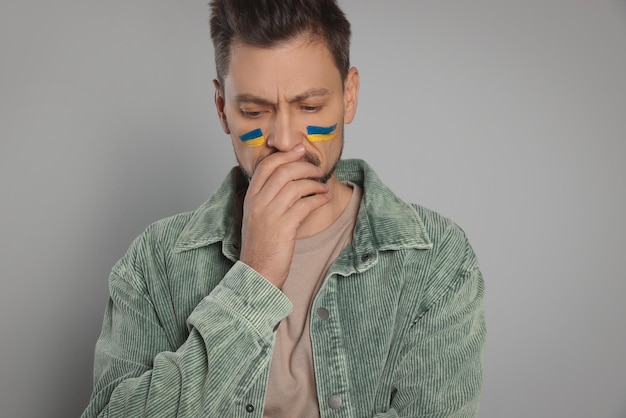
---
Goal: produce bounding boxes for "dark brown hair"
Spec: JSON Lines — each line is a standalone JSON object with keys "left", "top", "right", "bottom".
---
{"left": 209, "top": 0, "right": 351, "bottom": 86}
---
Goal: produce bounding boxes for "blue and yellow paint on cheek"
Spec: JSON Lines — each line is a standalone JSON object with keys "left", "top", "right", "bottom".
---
{"left": 239, "top": 124, "right": 337, "bottom": 146}
{"left": 239, "top": 128, "right": 265, "bottom": 147}
{"left": 306, "top": 124, "right": 337, "bottom": 143}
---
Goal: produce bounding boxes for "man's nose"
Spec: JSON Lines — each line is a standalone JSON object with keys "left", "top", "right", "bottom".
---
{"left": 265, "top": 115, "right": 304, "bottom": 151}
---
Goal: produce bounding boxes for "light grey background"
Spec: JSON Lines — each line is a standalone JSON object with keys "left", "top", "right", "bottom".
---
{"left": 1, "top": 1, "right": 624, "bottom": 417}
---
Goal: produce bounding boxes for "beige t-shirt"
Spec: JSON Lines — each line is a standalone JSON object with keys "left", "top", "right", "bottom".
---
{"left": 263, "top": 183, "right": 362, "bottom": 418}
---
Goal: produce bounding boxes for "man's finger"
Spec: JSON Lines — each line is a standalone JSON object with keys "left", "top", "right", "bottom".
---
{"left": 247, "top": 145, "right": 312, "bottom": 195}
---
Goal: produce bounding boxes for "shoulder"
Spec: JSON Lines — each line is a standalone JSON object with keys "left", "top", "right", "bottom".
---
{"left": 111, "top": 210, "right": 196, "bottom": 280}
{"left": 411, "top": 204, "right": 478, "bottom": 273}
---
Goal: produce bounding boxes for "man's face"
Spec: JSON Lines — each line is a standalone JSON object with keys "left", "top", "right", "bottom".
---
{"left": 214, "top": 34, "right": 359, "bottom": 183}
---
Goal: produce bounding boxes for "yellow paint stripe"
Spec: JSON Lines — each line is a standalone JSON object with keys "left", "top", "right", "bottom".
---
{"left": 306, "top": 132, "right": 337, "bottom": 143}
{"left": 243, "top": 136, "right": 265, "bottom": 147}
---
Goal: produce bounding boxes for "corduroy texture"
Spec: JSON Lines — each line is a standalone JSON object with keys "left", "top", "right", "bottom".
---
{"left": 81, "top": 159, "right": 486, "bottom": 418}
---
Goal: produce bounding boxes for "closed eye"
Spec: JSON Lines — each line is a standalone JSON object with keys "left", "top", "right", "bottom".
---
{"left": 240, "top": 109, "right": 264, "bottom": 118}
{"left": 301, "top": 105, "right": 322, "bottom": 113}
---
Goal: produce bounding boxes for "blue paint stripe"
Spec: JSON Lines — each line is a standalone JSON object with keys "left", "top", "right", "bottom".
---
{"left": 306, "top": 124, "right": 337, "bottom": 135}
{"left": 240, "top": 128, "right": 264, "bottom": 141}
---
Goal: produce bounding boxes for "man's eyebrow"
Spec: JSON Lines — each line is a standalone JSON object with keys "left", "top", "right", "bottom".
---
{"left": 289, "top": 88, "right": 331, "bottom": 103}
{"left": 234, "top": 94, "right": 273, "bottom": 106}
{"left": 234, "top": 88, "right": 332, "bottom": 105}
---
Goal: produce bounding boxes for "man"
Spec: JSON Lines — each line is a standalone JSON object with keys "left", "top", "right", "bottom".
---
{"left": 82, "top": 1, "right": 486, "bottom": 417}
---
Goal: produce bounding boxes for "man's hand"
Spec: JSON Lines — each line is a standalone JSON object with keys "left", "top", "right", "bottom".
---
{"left": 239, "top": 144, "right": 331, "bottom": 288}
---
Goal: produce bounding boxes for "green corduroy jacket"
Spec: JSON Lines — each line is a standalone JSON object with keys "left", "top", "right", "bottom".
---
{"left": 82, "top": 159, "right": 486, "bottom": 418}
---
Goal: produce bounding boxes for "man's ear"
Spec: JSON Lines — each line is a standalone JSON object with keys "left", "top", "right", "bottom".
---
{"left": 213, "top": 79, "right": 231, "bottom": 134}
{"left": 343, "top": 67, "right": 360, "bottom": 124}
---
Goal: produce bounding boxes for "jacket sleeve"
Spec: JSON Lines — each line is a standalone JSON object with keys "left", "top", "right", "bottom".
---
{"left": 81, "top": 259, "right": 292, "bottom": 418}
{"left": 375, "top": 236, "right": 486, "bottom": 418}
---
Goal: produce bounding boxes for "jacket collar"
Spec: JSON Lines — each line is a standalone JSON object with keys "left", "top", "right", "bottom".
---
{"left": 334, "top": 159, "right": 433, "bottom": 273}
{"left": 173, "top": 159, "right": 432, "bottom": 264}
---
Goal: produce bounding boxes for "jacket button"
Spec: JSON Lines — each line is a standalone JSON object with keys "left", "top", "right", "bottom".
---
{"left": 245, "top": 404, "right": 255, "bottom": 413}
{"left": 328, "top": 395, "right": 342, "bottom": 410}
{"left": 361, "top": 253, "right": 370, "bottom": 262}
{"left": 316, "top": 307, "right": 330, "bottom": 320}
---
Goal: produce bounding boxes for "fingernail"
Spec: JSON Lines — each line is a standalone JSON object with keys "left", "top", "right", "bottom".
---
{"left": 294, "top": 144, "right": 305, "bottom": 152}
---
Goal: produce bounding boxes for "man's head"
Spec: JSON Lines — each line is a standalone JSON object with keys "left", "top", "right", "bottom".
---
{"left": 210, "top": 0, "right": 352, "bottom": 88}
{"left": 209, "top": 0, "right": 359, "bottom": 185}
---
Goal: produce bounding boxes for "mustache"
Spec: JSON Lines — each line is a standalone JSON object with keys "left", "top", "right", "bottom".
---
{"left": 244, "top": 150, "right": 329, "bottom": 183}
{"left": 252, "top": 150, "right": 322, "bottom": 173}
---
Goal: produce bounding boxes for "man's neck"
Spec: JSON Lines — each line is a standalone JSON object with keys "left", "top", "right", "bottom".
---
{"left": 296, "top": 175, "right": 353, "bottom": 239}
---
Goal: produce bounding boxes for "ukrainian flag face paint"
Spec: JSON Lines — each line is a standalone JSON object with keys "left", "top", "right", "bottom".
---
{"left": 306, "top": 124, "right": 337, "bottom": 143}
{"left": 239, "top": 128, "right": 265, "bottom": 147}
